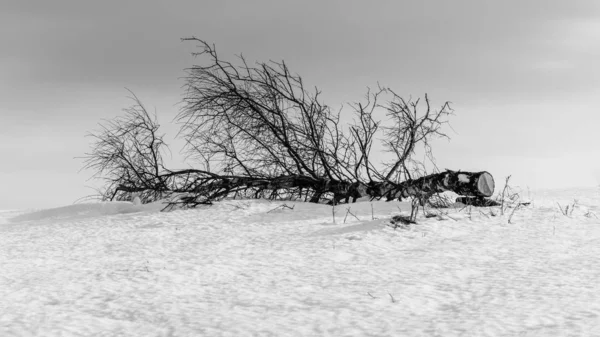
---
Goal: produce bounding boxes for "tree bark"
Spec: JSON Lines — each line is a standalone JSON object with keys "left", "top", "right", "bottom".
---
{"left": 368, "top": 170, "right": 495, "bottom": 201}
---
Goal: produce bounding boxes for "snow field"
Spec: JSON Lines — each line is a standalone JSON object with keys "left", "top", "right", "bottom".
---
{"left": 1, "top": 188, "right": 600, "bottom": 336}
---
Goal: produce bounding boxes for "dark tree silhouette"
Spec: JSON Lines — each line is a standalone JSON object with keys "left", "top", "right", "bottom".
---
{"left": 82, "top": 38, "right": 495, "bottom": 215}
{"left": 81, "top": 90, "right": 170, "bottom": 204}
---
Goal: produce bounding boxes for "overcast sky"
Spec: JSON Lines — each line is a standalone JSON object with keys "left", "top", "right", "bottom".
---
{"left": 2, "top": 0, "right": 600, "bottom": 209}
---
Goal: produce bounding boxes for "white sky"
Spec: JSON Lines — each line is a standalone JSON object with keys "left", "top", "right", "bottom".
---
{"left": 2, "top": 0, "right": 600, "bottom": 209}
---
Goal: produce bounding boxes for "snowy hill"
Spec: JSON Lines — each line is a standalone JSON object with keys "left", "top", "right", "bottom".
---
{"left": 1, "top": 188, "right": 600, "bottom": 336}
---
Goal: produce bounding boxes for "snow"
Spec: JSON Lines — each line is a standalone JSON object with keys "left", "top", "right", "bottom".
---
{"left": 1, "top": 188, "right": 600, "bottom": 336}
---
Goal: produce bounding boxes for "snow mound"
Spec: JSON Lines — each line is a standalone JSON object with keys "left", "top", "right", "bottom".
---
{"left": 7, "top": 201, "right": 166, "bottom": 223}
{"left": 1, "top": 189, "right": 600, "bottom": 336}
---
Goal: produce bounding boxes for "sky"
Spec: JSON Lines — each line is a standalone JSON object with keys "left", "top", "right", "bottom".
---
{"left": 2, "top": 0, "right": 600, "bottom": 209}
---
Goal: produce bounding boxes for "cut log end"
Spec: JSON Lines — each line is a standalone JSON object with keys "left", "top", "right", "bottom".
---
{"left": 477, "top": 172, "right": 495, "bottom": 197}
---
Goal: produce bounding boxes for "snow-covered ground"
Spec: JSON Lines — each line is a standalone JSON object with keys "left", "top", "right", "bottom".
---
{"left": 1, "top": 188, "right": 599, "bottom": 336}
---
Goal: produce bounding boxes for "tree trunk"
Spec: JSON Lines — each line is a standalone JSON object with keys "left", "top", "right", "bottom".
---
{"left": 115, "top": 169, "right": 496, "bottom": 207}
{"left": 369, "top": 170, "right": 495, "bottom": 201}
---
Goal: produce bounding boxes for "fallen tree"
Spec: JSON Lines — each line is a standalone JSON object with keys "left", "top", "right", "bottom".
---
{"left": 82, "top": 38, "right": 497, "bottom": 216}
{"left": 105, "top": 169, "right": 495, "bottom": 211}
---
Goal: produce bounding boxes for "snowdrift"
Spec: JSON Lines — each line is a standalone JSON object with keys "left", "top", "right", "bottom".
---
{"left": 6, "top": 201, "right": 167, "bottom": 224}
{"left": 1, "top": 187, "right": 599, "bottom": 336}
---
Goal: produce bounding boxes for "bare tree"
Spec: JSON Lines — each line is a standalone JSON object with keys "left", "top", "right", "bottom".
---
{"left": 177, "top": 37, "right": 368, "bottom": 203}
{"left": 382, "top": 90, "right": 453, "bottom": 182}
{"left": 82, "top": 38, "right": 495, "bottom": 214}
{"left": 81, "top": 90, "right": 170, "bottom": 204}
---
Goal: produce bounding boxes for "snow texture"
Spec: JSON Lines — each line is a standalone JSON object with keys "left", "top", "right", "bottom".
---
{"left": 1, "top": 188, "right": 600, "bottom": 336}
